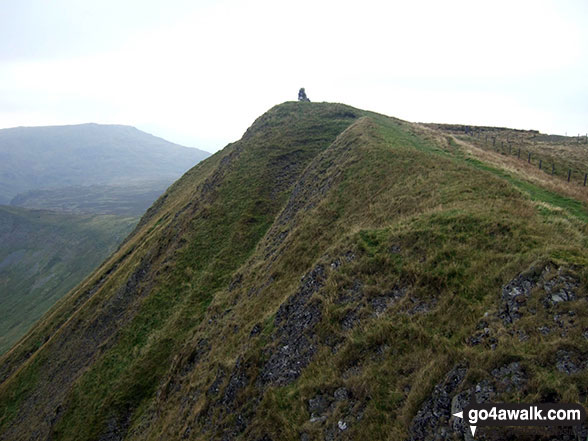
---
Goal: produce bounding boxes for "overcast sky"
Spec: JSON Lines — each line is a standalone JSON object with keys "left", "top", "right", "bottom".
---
{"left": 1, "top": 0, "right": 587, "bottom": 152}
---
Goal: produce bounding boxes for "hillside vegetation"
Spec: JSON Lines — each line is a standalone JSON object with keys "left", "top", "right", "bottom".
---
{"left": 0, "top": 102, "right": 586, "bottom": 441}
{"left": 0, "top": 206, "right": 137, "bottom": 354}
{"left": 0, "top": 123, "right": 209, "bottom": 355}
{"left": 10, "top": 181, "right": 172, "bottom": 216}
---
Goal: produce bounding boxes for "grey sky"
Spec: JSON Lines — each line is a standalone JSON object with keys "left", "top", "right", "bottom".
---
{"left": 1, "top": 0, "right": 587, "bottom": 152}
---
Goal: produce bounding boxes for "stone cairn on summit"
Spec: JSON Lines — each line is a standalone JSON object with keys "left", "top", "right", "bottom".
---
{"left": 298, "top": 88, "right": 310, "bottom": 102}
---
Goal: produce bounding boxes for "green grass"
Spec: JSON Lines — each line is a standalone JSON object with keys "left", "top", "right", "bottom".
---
{"left": 430, "top": 123, "right": 588, "bottom": 185}
{"left": 0, "top": 206, "right": 137, "bottom": 354}
{"left": 43, "top": 102, "right": 365, "bottom": 441}
{"left": 1, "top": 102, "right": 586, "bottom": 441}
{"left": 464, "top": 157, "right": 588, "bottom": 222}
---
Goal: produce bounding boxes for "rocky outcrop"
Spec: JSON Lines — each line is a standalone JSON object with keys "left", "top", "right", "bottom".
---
{"left": 260, "top": 265, "right": 326, "bottom": 385}
{"left": 408, "top": 365, "right": 468, "bottom": 441}
{"left": 499, "top": 262, "right": 581, "bottom": 325}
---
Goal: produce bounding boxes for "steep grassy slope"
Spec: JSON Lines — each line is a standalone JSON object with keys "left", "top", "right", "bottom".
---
{"left": 0, "top": 123, "right": 209, "bottom": 204}
{"left": 0, "top": 102, "right": 586, "bottom": 441}
{"left": 0, "top": 206, "right": 137, "bottom": 354}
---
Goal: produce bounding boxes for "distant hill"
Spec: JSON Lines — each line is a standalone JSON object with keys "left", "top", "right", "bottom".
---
{"left": 0, "top": 205, "right": 137, "bottom": 354}
{"left": 0, "top": 124, "right": 210, "bottom": 354}
{"left": 0, "top": 123, "right": 209, "bottom": 204}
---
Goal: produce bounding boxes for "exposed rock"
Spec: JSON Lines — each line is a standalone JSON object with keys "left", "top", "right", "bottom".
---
{"left": 337, "top": 280, "right": 363, "bottom": 304}
{"left": 228, "top": 274, "right": 243, "bottom": 291}
{"left": 552, "top": 311, "right": 579, "bottom": 336}
{"left": 466, "top": 325, "right": 497, "bottom": 348}
{"left": 306, "top": 387, "right": 360, "bottom": 438}
{"left": 334, "top": 387, "right": 350, "bottom": 401}
{"left": 260, "top": 265, "right": 325, "bottom": 385}
{"left": 221, "top": 357, "right": 249, "bottom": 408}
{"left": 491, "top": 362, "right": 527, "bottom": 392}
{"left": 268, "top": 149, "right": 309, "bottom": 201}
{"left": 538, "top": 326, "right": 551, "bottom": 336}
{"left": 370, "top": 287, "right": 407, "bottom": 315}
{"left": 499, "top": 272, "right": 538, "bottom": 324}
{"left": 158, "top": 339, "right": 210, "bottom": 402}
{"left": 207, "top": 369, "right": 226, "bottom": 398}
{"left": 342, "top": 365, "right": 361, "bottom": 379}
{"left": 389, "top": 245, "right": 401, "bottom": 254}
{"left": 556, "top": 350, "right": 587, "bottom": 375}
{"left": 542, "top": 269, "right": 580, "bottom": 307}
{"left": 179, "top": 338, "right": 210, "bottom": 377}
{"left": 516, "top": 329, "right": 529, "bottom": 342}
{"left": 330, "top": 259, "right": 342, "bottom": 270}
{"left": 309, "top": 394, "right": 329, "bottom": 422}
{"left": 341, "top": 308, "right": 361, "bottom": 331}
{"left": 451, "top": 380, "right": 495, "bottom": 440}
{"left": 499, "top": 263, "right": 582, "bottom": 325}
{"left": 407, "top": 365, "right": 467, "bottom": 441}
{"left": 405, "top": 297, "right": 437, "bottom": 315}
{"left": 344, "top": 251, "right": 356, "bottom": 262}
{"left": 249, "top": 323, "right": 262, "bottom": 337}
{"left": 472, "top": 379, "right": 497, "bottom": 403}
{"left": 409, "top": 361, "right": 533, "bottom": 441}
{"left": 199, "top": 357, "right": 255, "bottom": 440}
{"left": 309, "top": 394, "right": 329, "bottom": 414}
{"left": 97, "top": 413, "right": 131, "bottom": 441}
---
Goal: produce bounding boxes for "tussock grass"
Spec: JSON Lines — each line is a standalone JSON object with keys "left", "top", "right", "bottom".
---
{"left": 1, "top": 102, "right": 586, "bottom": 441}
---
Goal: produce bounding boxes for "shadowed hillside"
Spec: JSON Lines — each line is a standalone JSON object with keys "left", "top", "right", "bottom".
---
{"left": 0, "top": 102, "right": 586, "bottom": 441}
{"left": 0, "top": 206, "right": 137, "bottom": 354}
{"left": 0, "top": 124, "right": 210, "bottom": 355}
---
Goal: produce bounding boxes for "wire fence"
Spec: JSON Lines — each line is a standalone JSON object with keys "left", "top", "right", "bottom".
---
{"left": 460, "top": 128, "right": 588, "bottom": 187}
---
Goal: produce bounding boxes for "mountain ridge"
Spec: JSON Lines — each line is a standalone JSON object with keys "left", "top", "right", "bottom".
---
{"left": 0, "top": 101, "right": 586, "bottom": 441}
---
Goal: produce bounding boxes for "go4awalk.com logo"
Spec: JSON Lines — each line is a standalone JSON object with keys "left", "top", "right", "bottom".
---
{"left": 452, "top": 403, "right": 586, "bottom": 437}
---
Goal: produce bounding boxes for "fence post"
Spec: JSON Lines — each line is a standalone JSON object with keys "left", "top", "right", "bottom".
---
{"left": 518, "top": 148, "right": 521, "bottom": 158}
{"left": 568, "top": 169, "right": 571, "bottom": 182}
{"left": 528, "top": 152, "right": 531, "bottom": 163}
{"left": 584, "top": 173, "right": 587, "bottom": 186}
{"left": 539, "top": 159, "right": 542, "bottom": 170}
{"left": 492, "top": 137, "right": 496, "bottom": 147}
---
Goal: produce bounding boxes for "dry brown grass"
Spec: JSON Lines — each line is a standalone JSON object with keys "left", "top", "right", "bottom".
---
{"left": 412, "top": 123, "right": 588, "bottom": 205}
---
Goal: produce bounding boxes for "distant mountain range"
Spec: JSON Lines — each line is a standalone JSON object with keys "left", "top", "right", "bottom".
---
{"left": 0, "top": 123, "right": 209, "bottom": 205}
{"left": 0, "top": 123, "right": 210, "bottom": 353}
